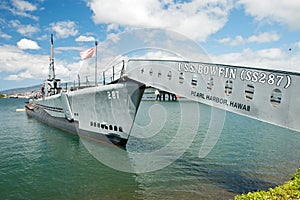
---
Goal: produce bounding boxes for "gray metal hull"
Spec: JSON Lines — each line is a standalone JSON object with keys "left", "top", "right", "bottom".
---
{"left": 26, "top": 80, "right": 145, "bottom": 147}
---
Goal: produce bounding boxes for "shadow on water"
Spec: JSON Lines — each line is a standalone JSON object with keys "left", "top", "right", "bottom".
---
{"left": 177, "top": 155, "right": 277, "bottom": 194}
{"left": 178, "top": 103, "right": 300, "bottom": 196}
{"left": 128, "top": 101, "right": 300, "bottom": 199}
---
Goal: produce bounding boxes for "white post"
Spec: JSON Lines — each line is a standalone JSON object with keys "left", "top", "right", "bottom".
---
{"left": 95, "top": 41, "right": 98, "bottom": 86}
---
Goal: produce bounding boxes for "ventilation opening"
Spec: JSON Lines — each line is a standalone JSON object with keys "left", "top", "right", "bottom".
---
{"left": 119, "top": 127, "right": 123, "bottom": 132}
{"left": 158, "top": 70, "right": 162, "bottom": 77}
{"left": 149, "top": 68, "right": 153, "bottom": 76}
{"left": 114, "top": 126, "right": 118, "bottom": 131}
{"left": 109, "top": 125, "right": 113, "bottom": 130}
{"left": 179, "top": 72, "right": 184, "bottom": 84}
{"left": 191, "top": 74, "right": 198, "bottom": 87}
{"left": 270, "top": 88, "right": 282, "bottom": 107}
{"left": 167, "top": 71, "right": 172, "bottom": 80}
{"left": 245, "top": 84, "right": 254, "bottom": 101}
{"left": 225, "top": 80, "right": 233, "bottom": 96}
{"left": 207, "top": 77, "right": 214, "bottom": 91}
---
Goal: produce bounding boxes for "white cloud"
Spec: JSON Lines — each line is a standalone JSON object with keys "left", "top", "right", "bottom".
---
{"left": 0, "top": 45, "right": 75, "bottom": 81}
{"left": 10, "top": 20, "right": 39, "bottom": 36}
{"left": 106, "top": 33, "right": 120, "bottom": 43}
{"left": 87, "top": 0, "right": 233, "bottom": 41}
{"left": 218, "top": 37, "right": 231, "bottom": 44}
{"left": 50, "top": 21, "right": 78, "bottom": 38}
{"left": 218, "top": 32, "right": 280, "bottom": 46}
{"left": 5, "top": 0, "right": 39, "bottom": 21}
{"left": 238, "top": 0, "right": 300, "bottom": 30}
{"left": 17, "top": 38, "right": 40, "bottom": 50}
{"left": 229, "top": 35, "right": 245, "bottom": 46}
{"left": 56, "top": 46, "right": 84, "bottom": 52}
{"left": 107, "top": 24, "right": 120, "bottom": 32}
{"left": 11, "top": 0, "right": 36, "bottom": 12}
{"left": 5, "top": 70, "right": 33, "bottom": 81}
{"left": 295, "top": 42, "right": 300, "bottom": 50}
{"left": 17, "top": 24, "right": 39, "bottom": 36}
{"left": 5, "top": 74, "right": 21, "bottom": 81}
{"left": 0, "top": 45, "right": 46, "bottom": 73}
{"left": 75, "top": 35, "right": 95, "bottom": 42}
{"left": 211, "top": 47, "right": 300, "bottom": 72}
{"left": 12, "top": 10, "right": 38, "bottom": 21}
{"left": 248, "top": 32, "right": 280, "bottom": 43}
{"left": 36, "top": 34, "right": 48, "bottom": 41}
{"left": 10, "top": 19, "right": 20, "bottom": 27}
{"left": 0, "top": 32, "right": 12, "bottom": 39}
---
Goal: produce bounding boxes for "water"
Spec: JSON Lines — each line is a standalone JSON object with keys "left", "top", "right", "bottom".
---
{"left": 1, "top": 98, "right": 300, "bottom": 199}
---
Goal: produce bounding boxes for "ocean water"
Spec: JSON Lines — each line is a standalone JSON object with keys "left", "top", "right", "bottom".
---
{"left": 0, "top": 98, "right": 300, "bottom": 199}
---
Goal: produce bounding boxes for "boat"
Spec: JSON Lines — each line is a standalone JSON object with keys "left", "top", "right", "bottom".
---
{"left": 26, "top": 34, "right": 300, "bottom": 150}
{"left": 25, "top": 35, "right": 145, "bottom": 148}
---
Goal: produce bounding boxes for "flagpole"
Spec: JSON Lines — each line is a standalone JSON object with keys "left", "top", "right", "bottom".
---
{"left": 95, "top": 41, "right": 98, "bottom": 86}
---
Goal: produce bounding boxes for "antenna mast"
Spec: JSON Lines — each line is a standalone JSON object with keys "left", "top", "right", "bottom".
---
{"left": 49, "top": 34, "right": 55, "bottom": 80}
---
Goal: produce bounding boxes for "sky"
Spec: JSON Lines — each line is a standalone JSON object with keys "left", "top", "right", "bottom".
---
{"left": 0, "top": 0, "right": 300, "bottom": 91}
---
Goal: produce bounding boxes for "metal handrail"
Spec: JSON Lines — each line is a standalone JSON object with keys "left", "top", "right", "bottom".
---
{"left": 70, "top": 60, "right": 125, "bottom": 90}
{"left": 101, "top": 60, "right": 125, "bottom": 85}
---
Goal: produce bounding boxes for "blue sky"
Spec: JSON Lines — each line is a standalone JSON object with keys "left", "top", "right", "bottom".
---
{"left": 0, "top": 0, "right": 300, "bottom": 91}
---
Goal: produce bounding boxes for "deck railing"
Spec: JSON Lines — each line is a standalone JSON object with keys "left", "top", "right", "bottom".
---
{"left": 101, "top": 60, "right": 125, "bottom": 85}
{"left": 67, "top": 60, "right": 125, "bottom": 91}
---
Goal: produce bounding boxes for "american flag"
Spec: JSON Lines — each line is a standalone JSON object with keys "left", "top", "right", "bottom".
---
{"left": 80, "top": 46, "right": 95, "bottom": 60}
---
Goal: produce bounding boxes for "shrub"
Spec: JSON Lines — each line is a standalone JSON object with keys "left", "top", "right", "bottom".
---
{"left": 235, "top": 168, "right": 300, "bottom": 200}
